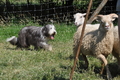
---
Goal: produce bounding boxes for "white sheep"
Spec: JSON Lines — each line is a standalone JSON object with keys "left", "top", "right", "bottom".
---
{"left": 74, "top": 13, "right": 120, "bottom": 70}
{"left": 73, "top": 13, "right": 86, "bottom": 27}
{"left": 112, "top": 26, "right": 120, "bottom": 68}
{"left": 73, "top": 13, "right": 118, "bottom": 80}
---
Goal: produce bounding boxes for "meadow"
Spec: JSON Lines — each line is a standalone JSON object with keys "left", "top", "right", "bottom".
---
{"left": 0, "top": 22, "right": 120, "bottom": 80}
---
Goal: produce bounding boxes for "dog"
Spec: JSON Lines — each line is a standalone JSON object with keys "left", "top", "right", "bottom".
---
{"left": 6, "top": 24, "right": 57, "bottom": 51}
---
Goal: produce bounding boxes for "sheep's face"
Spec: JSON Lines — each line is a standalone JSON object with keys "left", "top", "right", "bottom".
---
{"left": 96, "top": 13, "right": 118, "bottom": 31}
{"left": 73, "top": 13, "right": 86, "bottom": 27}
{"left": 100, "top": 16, "right": 113, "bottom": 31}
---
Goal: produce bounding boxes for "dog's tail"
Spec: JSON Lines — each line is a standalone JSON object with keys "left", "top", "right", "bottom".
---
{"left": 6, "top": 36, "right": 18, "bottom": 45}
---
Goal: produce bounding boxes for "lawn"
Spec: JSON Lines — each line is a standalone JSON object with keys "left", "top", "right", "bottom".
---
{"left": 0, "top": 22, "right": 120, "bottom": 80}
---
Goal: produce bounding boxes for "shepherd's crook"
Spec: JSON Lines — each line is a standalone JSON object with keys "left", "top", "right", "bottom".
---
{"left": 69, "top": 0, "right": 93, "bottom": 80}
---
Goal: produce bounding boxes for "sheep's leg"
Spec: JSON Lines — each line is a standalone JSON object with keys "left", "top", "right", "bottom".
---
{"left": 82, "top": 54, "right": 89, "bottom": 68}
{"left": 100, "top": 55, "right": 108, "bottom": 75}
{"left": 97, "top": 54, "right": 112, "bottom": 80}
{"left": 100, "top": 63, "right": 105, "bottom": 75}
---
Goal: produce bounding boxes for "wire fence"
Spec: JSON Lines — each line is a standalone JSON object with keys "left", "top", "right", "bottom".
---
{"left": 0, "top": 0, "right": 117, "bottom": 25}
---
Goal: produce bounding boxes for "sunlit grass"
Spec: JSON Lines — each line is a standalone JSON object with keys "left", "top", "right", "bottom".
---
{"left": 0, "top": 22, "right": 120, "bottom": 80}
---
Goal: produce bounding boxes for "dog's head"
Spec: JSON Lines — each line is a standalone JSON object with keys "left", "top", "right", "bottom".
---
{"left": 42, "top": 24, "right": 57, "bottom": 39}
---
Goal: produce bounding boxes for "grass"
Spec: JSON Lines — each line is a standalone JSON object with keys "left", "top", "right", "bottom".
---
{"left": 0, "top": 22, "right": 120, "bottom": 80}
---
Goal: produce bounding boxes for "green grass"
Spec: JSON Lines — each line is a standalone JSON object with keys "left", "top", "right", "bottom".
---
{"left": 0, "top": 22, "right": 120, "bottom": 80}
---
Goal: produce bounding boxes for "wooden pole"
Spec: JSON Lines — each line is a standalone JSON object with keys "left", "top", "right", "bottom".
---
{"left": 87, "top": 0, "right": 108, "bottom": 24}
{"left": 118, "top": 15, "right": 120, "bottom": 57}
{"left": 69, "top": 0, "right": 93, "bottom": 80}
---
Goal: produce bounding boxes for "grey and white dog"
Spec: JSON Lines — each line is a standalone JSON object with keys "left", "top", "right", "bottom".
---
{"left": 6, "top": 24, "right": 57, "bottom": 51}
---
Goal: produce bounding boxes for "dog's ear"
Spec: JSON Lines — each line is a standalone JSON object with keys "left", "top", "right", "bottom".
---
{"left": 42, "top": 25, "right": 47, "bottom": 34}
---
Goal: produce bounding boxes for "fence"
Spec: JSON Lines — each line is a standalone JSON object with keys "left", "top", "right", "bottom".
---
{"left": 0, "top": 0, "right": 117, "bottom": 25}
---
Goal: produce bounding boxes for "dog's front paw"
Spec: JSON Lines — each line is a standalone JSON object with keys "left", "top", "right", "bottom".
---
{"left": 48, "top": 45, "right": 52, "bottom": 51}
{"left": 44, "top": 45, "right": 52, "bottom": 51}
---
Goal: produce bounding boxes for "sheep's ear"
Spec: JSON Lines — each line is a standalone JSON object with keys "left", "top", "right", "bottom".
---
{"left": 109, "top": 13, "right": 118, "bottom": 21}
{"left": 73, "top": 14, "right": 76, "bottom": 18}
{"left": 73, "top": 14, "right": 75, "bottom": 17}
{"left": 94, "top": 15, "right": 103, "bottom": 22}
{"left": 83, "top": 13, "right": 86, "bottom": 16}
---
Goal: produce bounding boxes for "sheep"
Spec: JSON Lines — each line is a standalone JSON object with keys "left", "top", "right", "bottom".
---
{"left": 73, "top": 13, "right": 120, "bottom": 70}
{"left": 73, "top": 13, "right": 118, "bottom": 80}
{"left": 73, "top": 13, "right": 100, "bottom": 38}
{"left": 73, "top": 13, "right": 86, "bottom": 27}
{"left": 112, "top": 26, "right": 120, "bottom": 68}
{"left": 73, "top": 12, "right": 99, "bottom": 28}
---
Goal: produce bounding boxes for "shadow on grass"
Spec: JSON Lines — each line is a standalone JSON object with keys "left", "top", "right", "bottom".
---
{"left": 101, "top": 63, "right": 120, "bottom": 79}
{"left": 68, "top": 54, "right": 120, "bottom": 79}
{"left": 92, "top": 62, "right": 120, "bottom": 80}
{"left": 76, "top": 60, "right": 120, "bottom": 80}
{"left": 5, "top": 47, "right": 17, "bottom": 50}
{"left": 109, "top": 63, "right": 120, "bottom": 77}
{"left": 0, "top": 62, "right": 9, "bottom": 67}
{"left": 5, "top": 47, "right": 35, "bottom": 51}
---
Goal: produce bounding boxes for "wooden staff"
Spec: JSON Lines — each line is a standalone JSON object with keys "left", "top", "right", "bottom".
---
{"left": 118, "top": 15, "right": 120, "bottom": 56}
{"left": 69, "top": 0, "right": 93, "bottom": 80}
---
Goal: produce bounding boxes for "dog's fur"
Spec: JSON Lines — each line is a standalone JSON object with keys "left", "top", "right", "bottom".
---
{"left": 6, "top": 24, "right": 57, "bottom": 51}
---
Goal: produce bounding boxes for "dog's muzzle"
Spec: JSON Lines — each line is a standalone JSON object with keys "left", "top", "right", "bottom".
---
{"left": 50, "top": 32, "right": 56, "bottom": 39}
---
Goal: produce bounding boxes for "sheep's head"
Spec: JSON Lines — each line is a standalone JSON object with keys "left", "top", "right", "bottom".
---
{"left": 73, "top": 13, "right": 86, "bottom": 27}
{"left": 95, "top": 13, "right": 118, "bottom": 31}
